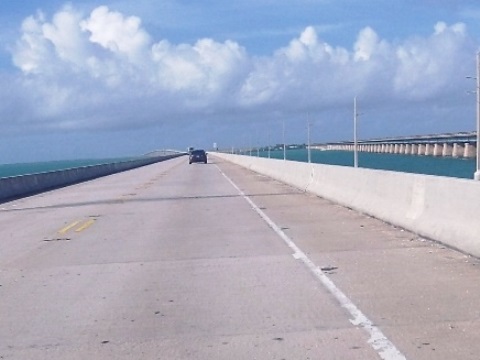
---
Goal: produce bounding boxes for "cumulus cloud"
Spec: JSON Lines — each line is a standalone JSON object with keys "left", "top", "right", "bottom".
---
{"left": 80, "top": 6, "right": 151, "bottom": 62}
{"left": 354, "top": 27, "right": 389, "bottom": 61}
{"left": 394, "top": 22, "right": 471, "bottom": 99}
{"left": 6, "top": 4, "right": 477, "bottom": 135}
{"left": 151, "top": 38, "right": 249, "bottom": 98}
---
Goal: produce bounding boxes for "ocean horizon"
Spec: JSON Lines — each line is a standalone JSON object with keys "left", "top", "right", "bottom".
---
{"left": 247, "top": 149, "right": 477, "bottom": 180}
{"left": 0, "top": 150, "right": 476, "bottom": 180}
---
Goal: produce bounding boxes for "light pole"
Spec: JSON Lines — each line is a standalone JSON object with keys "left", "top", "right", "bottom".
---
{"left": 249, "top": 134, "right": 252, "bottom": 156}
{"left": 307, "top": 116, "right": 312, "bottom": 163}
{"left": 353, "top": 96, "right": 359, "bottom": 168}
{"left": 283, "top": 120, "right": 286, "bottom": 161}
{"left": 467, "top": 52, "right": 480, "bottom": 180}
{"left": 475, "top": 52, "right": 480, "bottom": 180}
{"left": 267, "top": 128, "right": 271, "bottom": 158}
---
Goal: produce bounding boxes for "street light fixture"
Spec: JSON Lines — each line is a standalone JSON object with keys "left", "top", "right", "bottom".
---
{"left": 475, "top": 52, "right": 480, "bottom": 180}
{"left": 353, "top": 96, "right": 359, "bottom": 168}
{"left": 466, "top": 51, "right": 480, "bottom": 180}
{"left": 307, "top": 115, "right": 312, "bottom": 163}
{"left": 267, "top": 128, "right": 271, "bottom": 158}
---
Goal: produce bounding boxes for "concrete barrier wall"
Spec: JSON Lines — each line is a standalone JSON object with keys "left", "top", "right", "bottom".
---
{"left": 213, "top": 153, "right": 480, "bottom": 258}
{"left": 0, "top": 154, "right": 184, "bottom": 203}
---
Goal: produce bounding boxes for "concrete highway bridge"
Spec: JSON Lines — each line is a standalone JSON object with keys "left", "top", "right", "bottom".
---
{"left": 314, "top": 131, "right": 478, "bottom": 157}
{"left": 1, "top": 154, "right": 480, "bottom": 359}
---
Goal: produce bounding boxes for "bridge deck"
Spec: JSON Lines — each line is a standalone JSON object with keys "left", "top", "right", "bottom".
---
{"left": 1, "top": 155, "right": 479, "bottom": 359}
{"left": 322, "top": 131, "right": 477, "bottom": 146}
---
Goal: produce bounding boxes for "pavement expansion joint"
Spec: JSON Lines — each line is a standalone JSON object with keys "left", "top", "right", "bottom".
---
{"left": 43, "top": 238, "right": 71, "bottom": 242}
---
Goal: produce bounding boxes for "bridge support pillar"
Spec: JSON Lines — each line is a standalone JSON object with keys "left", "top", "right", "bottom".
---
{"left": 410, "top": 144, "right": 418, "bottom": 155}
{"left": 433, "top": 143, "right": 442, "bottom": 156}
{"left": 453, "top": 143, "right": 464, "bottom": 158}
{"left": 418, "top": 144, "right": 426, "bottom": 155}
{"left": 425, "top": 144, "right": 434, "bottom": 156}
{"left": 465, "top": 143, "right": 476, "bottom": 158}
{"left": 442, "top": 143, "right": 453, "bottom": 157}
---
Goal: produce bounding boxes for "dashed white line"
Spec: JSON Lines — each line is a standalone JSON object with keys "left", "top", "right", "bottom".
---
{"left": 217, "top": 165, "right": 407, "bottom": 360}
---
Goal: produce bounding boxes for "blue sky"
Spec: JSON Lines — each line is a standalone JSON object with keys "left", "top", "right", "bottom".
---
{"left": 1, "top": 1, "right": 480, "bottom": 162}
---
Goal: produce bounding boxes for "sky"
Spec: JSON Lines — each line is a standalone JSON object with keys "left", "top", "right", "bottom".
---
{"left": 1, "top": 0, "right": 480, "bottom": 162}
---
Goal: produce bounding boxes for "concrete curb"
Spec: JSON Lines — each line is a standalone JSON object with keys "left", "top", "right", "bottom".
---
{"left": 213, "top": 153, "right": 480, "bottom": 258}
{"left": 0, "top": 154, "right": 184, "bottom": 203}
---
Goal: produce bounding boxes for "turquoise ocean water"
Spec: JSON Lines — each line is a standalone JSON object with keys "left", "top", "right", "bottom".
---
{"left": 0, "top": 157, "right": 140, "bottom": 179}
{"left": 249, "top": 149, "right": 476, "bottom": 180}
{"left": 0, "top": 151, "right": 476, "bottom": 180}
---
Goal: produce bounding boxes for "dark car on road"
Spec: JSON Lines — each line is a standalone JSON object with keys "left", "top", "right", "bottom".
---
{"left": 189, "top": 149, "right": 207, "bottom": 164}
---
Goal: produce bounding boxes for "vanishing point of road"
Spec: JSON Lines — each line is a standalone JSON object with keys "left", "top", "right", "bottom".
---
{"left": 1, "top": 155, "right": 480, "bottom": 359}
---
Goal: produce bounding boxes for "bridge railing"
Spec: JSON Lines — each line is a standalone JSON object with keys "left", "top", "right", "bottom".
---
{"left": 314, "top": 131, "right": 478, "bottom": 158}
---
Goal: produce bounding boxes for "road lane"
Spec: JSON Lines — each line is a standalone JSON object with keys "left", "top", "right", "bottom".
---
{"left": 218, "top": 165, "right": 406, "bottom": 359}
{"left": 1, "top": 156, "right": 378, "bottom": 359}
{"left": 1, "top": 155, "right": 480, "bottom": 359}
{"left": 214, "top": 156, "right": 480, "bottom": 360}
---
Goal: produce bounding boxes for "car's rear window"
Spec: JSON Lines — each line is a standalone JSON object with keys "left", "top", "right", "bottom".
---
{"left": 191, "top": 150, "right": 205, "bottom": 155}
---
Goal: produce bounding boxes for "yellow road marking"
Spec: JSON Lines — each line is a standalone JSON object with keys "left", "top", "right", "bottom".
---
{"left": 58, "top": 221, "right": 81, "bottom": 235}
{"left": 75, "top": 219, "right": 96, "bottom": 232}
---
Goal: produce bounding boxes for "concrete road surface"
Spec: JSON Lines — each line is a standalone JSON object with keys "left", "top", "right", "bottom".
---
{"left": 1, "top": 155, "right": 480, "bottom": 359}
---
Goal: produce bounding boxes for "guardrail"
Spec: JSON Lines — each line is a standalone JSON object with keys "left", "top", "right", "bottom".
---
{"left": 0, "top": 153, "right": 185, "bottom": 203}
{"left": 213, "top": 152, "right": 480, "bottom": 258}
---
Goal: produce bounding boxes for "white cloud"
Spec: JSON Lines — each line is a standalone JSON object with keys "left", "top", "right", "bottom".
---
{"left": 5, "top": 5, "right": 478, "bottom": 136}
{"left": 13, "top": 12, "right": 53, "bottom": 74}
{"left": 42, "top": 6, "right": 88, "bottom": 67}
{"left": 80, "top": 6, "right": 151, "bottom": 63}
{"left": 239, "top": 22, "right": 474, "bottom": 109}
{"left": 354, "top": 27, "right": 389, "bottom": 61}
{"left": 394, "top": 22, "right": 471, "bottom": 99}
{"left": 151, "top": 38, "right": 249, "bottom": 99}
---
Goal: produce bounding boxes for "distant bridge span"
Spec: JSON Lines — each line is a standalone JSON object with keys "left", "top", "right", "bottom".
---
{"left": 313, "top": 131, "right": 478, "bottom": 158}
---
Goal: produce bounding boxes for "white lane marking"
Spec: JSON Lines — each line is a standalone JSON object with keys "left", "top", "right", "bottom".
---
{"left": 217, "top": 166, "right": 407, "bottom": 360}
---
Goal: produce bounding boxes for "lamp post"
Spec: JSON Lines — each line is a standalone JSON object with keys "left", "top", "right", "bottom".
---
{"left": 353, "top": 96, "right": 359, "bottom": 168}
{"left": 467, "top": 52, "right": 480, "bottom": 180}
{"left": 267, "top": 128, "right": 271, "bottom": 158}
{"left": 283, "top": 120, "right": 286, "bottom": 161}
{"left": 307, "top": 116, "right": 312, "bottom": 163}
{"left": 475, "top": 52, "right": 480, "bottom": 180}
